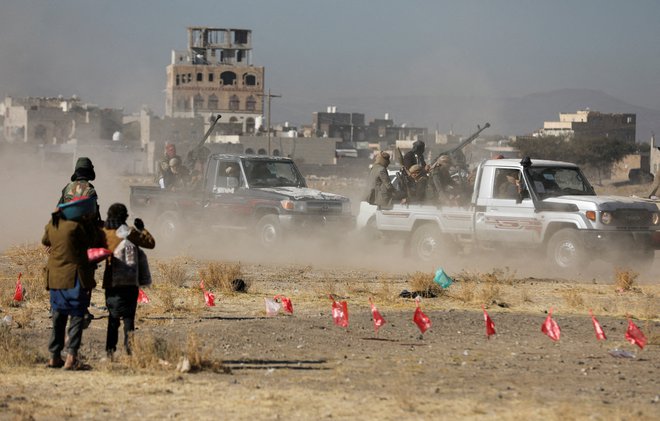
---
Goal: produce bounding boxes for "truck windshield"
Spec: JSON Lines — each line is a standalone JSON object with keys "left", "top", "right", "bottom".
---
{"left": 527, "top": 166, "right": 595, "bottom": 198}
{"left": 244, "top": 159, "right": 306, "bottom": 188}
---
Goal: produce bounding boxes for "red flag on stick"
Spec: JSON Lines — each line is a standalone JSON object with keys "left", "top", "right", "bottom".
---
{"left": 625, "top": 318, "right": 647, "bottom": 349}
{"left": 369, "top": 298, "right": 386, "bottom": 334}
{"left": 330, "top": 295, "right": 349, "bottom": 328}
{"left": 541, "top": 308, "right": 561, "bottom": 341}
{"left": 413, "top": 299, "right": 431, "bottom": 334}
{"left": 482, "top": 305, "right": 496, "bottom": 338}
{"left": 275, "top": 294, "right": 294, "bottom": 314}
{"left": 589, "top": 309, "right": 606, "bottom": 341}
{"left": 137, "top": 288, "right": 150, "bottom": 304}
{"left": 13, "top": 273, "right": 24, "bottom": 302}
{"left": 204, "top": 290, "right": 216, "bottom": 307}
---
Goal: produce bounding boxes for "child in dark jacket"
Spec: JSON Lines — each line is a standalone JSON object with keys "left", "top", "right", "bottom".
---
{"left": 102, "top": 203, "right": 155, "bottom": 358}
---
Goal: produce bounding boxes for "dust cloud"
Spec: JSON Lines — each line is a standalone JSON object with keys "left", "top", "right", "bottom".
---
{"left": 1, "top": 145, "right": 658, "bottom": 285}
{"left": 0, "top": 146, "right": 139, "bottom": 252}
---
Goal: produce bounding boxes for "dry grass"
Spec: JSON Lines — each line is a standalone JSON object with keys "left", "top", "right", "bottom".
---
{"left": 452, "top": 281, "right": 476, "bottom": 304}
{"left": 344, "top": 281, "right": 372, "bottom": 296}
{"left": 633, "top": 291, "right": 659, "bottom": 320}
{"left": 126, "top": 332, "right": 225, "bottom": 373}
{"left": 408, "top": 271, "right": 444, "bottom": 297}
{"left": 155, "top": 258, "right": 190, "bottom": 287}
{"left": 478, "top": 281, "right": 501, "bottom": 306}
{"left": 126, "top": 332, "right": 179, "bottom": 370}
{"left": 519, "top": 287, "right": 533, "bottom": 303}
{"left": 373, "top": 277, "right": 399, "bottom": 304}
{"left": 11, "top": 307, "right": 34, "bottom": 329}
{"left": 4, "top": 243, "right": 48, "bottom": 277}
{"left": 314, "top": 280, "right": 342, "bottom": 299}
{"left": 450, "top": 269, "right": 505, "bottom": 306}
{"left": 562, "top": 288, "right": 584, "bottom": 309}
{"left": 198, "top": 261, "right": 248, "bottom": 293}
{"left": 150, "top": 284, "right": 201, "bottom": 313}
{"left": 183, "top": 333, "right": 226, "bottom": 373}
{"left": 3, "top": 243, "right": 49, "bottom": 302}
{"left": 614, "top": 267, "right": 638, "bottom": 292}
{"left": 0, "top": 325, "right": 43, "bottom": 367}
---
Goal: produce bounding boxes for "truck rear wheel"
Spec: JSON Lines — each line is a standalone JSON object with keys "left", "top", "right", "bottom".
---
{"left": 547, "top": 228, "right": 587, "bottom": 272}
{"left": 256, "top": 214, "right": 282, "bottom": 248}
{"left": 156, "top": 210, "right": 181, "bottom": 248}
{"left": 410, "top": 224, "right": 451, "bottom": 262}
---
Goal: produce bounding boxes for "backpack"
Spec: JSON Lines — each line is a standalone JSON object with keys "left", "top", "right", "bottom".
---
{"left": 110, "top": 225, "right": 139, "bottom": 287}
{"left": 137, "top": 247, "right": 152, "bottom": 286}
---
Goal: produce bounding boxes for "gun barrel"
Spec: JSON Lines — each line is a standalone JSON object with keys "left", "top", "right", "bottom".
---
{"left": 197, "top": 114, "right": 222, "bottom": 149}
{"left": 444, "top": 122, "right": 490, "bottom": 156}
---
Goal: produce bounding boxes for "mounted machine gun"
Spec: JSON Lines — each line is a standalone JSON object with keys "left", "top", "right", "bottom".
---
{"left": 185, "top": 114, "right": 222, "bottom": 169}
{"left": 431, "top": 122, "right": 490, "bottom": 170}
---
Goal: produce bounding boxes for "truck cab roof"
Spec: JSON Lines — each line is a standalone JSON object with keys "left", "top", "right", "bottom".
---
{"left": 482, "top": 158, "right": 579, "bottom": 169}
{"left": 209, "top": 153, "right": 294, "bottom": 163}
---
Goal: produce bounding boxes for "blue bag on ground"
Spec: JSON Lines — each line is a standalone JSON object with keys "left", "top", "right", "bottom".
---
{"left": 433, "top": 268, "right": 453, "bottom": 289}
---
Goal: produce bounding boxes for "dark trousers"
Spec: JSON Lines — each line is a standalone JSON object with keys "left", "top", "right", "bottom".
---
{"left": 105, "top": 286, "right": 139, "bottom": 354}
{"left": 106, "top": 314, "right": 135, "bottom": 354}
{"left": 48, "top": 311, "right": 84, "bottom": 358}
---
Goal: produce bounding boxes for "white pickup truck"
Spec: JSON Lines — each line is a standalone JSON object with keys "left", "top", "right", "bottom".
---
{"left": 357, "top": 158, "right": 660, "bottom": 272}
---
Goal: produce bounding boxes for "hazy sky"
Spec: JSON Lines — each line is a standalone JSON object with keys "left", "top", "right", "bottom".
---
{"left": 1, "top": 0, "right": 659, "bottom": 126}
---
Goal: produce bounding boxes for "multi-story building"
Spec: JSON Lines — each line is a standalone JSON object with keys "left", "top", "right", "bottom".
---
{"left": 312, "top": 107, "right": 366, "bottom": 147}
{"left": 165, "top": 27, "right": 265, "bottom": 135}
{"left": 536, "top": 109, "right": 636, "bottom": 142}
{"left": 311, "top": 108, "right": 428, "bottom": 150}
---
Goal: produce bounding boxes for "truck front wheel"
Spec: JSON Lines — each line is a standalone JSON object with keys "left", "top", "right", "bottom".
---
{"left": 547, "top": 228, "right": 587, "bottom": 272}
{"left": 256, "top": 214, "right": 282, "bottom": 248}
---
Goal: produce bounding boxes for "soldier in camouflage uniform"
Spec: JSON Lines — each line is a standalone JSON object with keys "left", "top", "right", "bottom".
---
{"left": 59, "top": 157, "right": 98, "bottom": 204}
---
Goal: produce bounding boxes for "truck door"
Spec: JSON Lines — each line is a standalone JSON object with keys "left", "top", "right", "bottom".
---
{"left": 474, "top": 167, "right": 542, "bottom": 245}
{"left": 205, "top": 158, "right": 250, "bottom": 228}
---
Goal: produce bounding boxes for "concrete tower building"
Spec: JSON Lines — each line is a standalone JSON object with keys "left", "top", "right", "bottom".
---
{"left": 165, "top": 27, "right": 264, "bottom": 134}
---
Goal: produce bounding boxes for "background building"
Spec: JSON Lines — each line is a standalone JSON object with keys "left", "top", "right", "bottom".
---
{"left": 536, "top": 109, "right": 636, "bottom": 142}
{"left": 165, "top": 27, "right": 264, "bottom": 135}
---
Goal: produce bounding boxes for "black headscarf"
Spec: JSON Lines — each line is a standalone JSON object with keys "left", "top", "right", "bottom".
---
{"left": 70, "top": 157, "right": 96, "bottom": 181}
{"left": 104, "top": 203, "right": 128, "bottom": 230}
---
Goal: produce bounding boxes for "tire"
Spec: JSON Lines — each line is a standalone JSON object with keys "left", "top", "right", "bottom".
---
{"left": 546, "top": 228, "right": 587, "bottom": 272}
{"left": 410, "top": 223, "right": 450, "bottom": 262}
{"left": 256, "top": 214, "right": 282, "bottom": 248}
{"left": 155, "top": 210, "right": 181, "bottom": 248}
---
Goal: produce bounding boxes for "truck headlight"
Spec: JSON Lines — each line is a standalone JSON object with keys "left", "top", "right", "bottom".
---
{"left": 652, "top": 212, "right": 660, "bottom": 225}
{"left": 280, "top": 200, "right": 307, "bottom": 212}
{"left": 601, "top": 211, "right": 613, "bottom": 225}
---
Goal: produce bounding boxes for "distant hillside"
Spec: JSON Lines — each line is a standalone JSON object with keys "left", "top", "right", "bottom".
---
{"left": 278, "top": 89, "right": 660, "bottom": 141}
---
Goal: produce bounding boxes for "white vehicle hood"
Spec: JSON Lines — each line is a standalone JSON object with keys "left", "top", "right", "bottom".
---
{"left": 259, "top": 186, "right": 348, "bottom": 201}
{"left": 543, "top": 195, "right": 658, "bottom": 211}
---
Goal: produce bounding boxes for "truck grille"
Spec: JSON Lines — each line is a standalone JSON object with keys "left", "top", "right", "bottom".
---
{"left": 307, "top": 200, "right": 344, "bottom": 214}
{"left": 613, "top": 209, "right": 652, "bottom": 228}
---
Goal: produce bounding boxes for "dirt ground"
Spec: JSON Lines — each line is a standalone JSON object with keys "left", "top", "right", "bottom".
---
{"left": 1, "top": 247, "right": 658, "bottom": 421}
{"left": 0, "top": 157, "right": 658, "bottom": 420}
